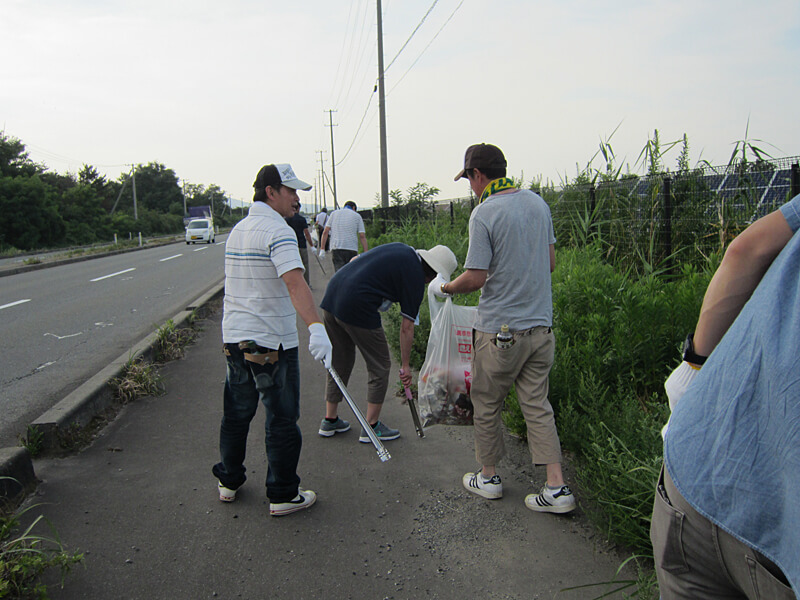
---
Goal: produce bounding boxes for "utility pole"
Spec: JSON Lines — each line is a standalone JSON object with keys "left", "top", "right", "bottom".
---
{"left": 326, "top": 109, "right": 339, "bottom": 208}
{"left": 317, "top": 151, "right": 328, "bottom": 209}
{"left": 376, "top": 0, "right": 389, "bottom": 208}
{"left": 131, "top": 164, "right": 138, "bottom": 220}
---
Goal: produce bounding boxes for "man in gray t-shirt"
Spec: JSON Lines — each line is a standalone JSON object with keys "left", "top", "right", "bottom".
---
{"left": 433, "top": 143, "right": 574, "bottom": 514}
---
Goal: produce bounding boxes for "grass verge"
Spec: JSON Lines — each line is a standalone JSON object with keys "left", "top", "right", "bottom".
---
{"left": 0, "top": 478, "right": 84, "bottom": 599}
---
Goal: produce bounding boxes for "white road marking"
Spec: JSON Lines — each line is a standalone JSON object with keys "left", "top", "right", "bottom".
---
{"left": 44, "top": 331, "right": 83, "bottom": 340}
{"left": 0, "top": 299, "right": 31, "bottom": 311}
{"left": 160, "top": 254, "right": 183, "bottom": 262}
{"left": 91, "top": 268, "right": 136, "bottom": 282}
{"left": 193, "top": 247, "right": 208, "bottom": 252}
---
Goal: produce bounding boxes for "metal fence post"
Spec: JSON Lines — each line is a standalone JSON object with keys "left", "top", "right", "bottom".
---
{"left": 663, "top": 176, "right": 673, "bottom": 273}
{"left": 792, "top": 163, "right": 800, "bottom": 198}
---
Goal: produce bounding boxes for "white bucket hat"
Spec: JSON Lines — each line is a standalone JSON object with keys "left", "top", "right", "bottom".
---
{"left": 418, "top": 245, "right": 457, "bottom": 279}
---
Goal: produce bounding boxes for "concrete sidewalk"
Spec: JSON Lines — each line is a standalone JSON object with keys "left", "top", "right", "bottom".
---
{"left": 24, "top": 254, "right": 632, "bottom": 600}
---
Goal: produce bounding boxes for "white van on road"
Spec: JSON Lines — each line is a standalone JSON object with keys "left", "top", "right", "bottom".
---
{"left": 185, "top": 219, "right": 215, "bottom": 244}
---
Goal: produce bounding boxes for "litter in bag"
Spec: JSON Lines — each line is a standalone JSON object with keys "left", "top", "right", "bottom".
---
{"left": 418, "top": 283, "right": 477, "bottom": 425}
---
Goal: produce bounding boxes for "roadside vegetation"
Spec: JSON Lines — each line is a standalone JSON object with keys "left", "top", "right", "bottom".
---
{"left": 0, "top": 479, "right": 84, "bottom": 600}
{"left": 0, "top": 131, "right": 243, "bottom": 253}
{"left": 375, "top": 129, "right": 796, "bottom": 599}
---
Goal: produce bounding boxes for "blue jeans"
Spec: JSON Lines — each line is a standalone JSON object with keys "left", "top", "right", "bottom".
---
{"left": 213, "top": 344, "right": 301, "bottom": 503}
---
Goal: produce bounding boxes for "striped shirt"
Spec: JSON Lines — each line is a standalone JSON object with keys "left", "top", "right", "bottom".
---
{"left": 327, "top": 207, "right": 365, "bottom": 251}
{"left": 222, "top": 202, "right": 303, "bottom": 349}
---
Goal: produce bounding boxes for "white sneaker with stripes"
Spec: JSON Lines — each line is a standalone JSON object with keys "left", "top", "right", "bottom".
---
{"left": 525, "top": 485, "right": 576, "bottom": 514}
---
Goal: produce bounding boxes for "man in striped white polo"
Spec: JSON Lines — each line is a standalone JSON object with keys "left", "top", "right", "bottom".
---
{"left": 319, "top": 200, "right": 369, "bottom": 271}
{"left": 212, "top": 163, "right": 333, "bottom": 517}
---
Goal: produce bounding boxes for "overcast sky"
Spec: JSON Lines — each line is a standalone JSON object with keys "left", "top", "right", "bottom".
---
{"left": 2, "top": 0, "right": 799, "bottom": 210}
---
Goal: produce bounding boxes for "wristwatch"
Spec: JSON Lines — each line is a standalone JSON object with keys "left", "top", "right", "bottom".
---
{"left": 682, "top": 333, "right": 707, "bottom": 366}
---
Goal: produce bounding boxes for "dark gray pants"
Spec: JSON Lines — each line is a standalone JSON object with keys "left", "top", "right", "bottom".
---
{"left": 650, "top": 466, "right": 793, "bottom": 599}
{"left": 331, "top": 249, "right": 357, "bottom": 271}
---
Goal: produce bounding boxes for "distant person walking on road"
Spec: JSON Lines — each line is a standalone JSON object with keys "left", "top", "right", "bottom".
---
{"left": 434, "top": 143, "right": 575, "bottom": 514}
{"left": 212, "top": 163, "right": 332, "bottom": 517}
{"left": 285, "top": 206, "right": 315, "bottom": 288}
{"left": 319, "top": 200, "right": 368, "bottom": 271}
{"left": 651, "top": 194, "right": 800, "bottom": 599}
{"left": 315, "top": 208, "right": 329, "bottom": 251}
{"left": 318, "top": 242, "right": 457, "bottom": 444}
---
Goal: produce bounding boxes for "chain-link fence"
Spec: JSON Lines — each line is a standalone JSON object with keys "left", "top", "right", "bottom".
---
{"left": 361, "top": 156, "right": 800, "bottom": 272}
{"left": 543, "top": 156, "right": 799, "bottom": 271}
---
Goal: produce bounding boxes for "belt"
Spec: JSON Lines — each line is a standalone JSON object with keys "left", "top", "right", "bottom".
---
{"left": 223, "top": 341, "right": 279, "bottom": 365}
{"left": 515, "top": 326, "right": 551, "bottom": 336}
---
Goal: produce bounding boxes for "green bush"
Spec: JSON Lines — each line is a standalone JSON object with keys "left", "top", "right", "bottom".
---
{"left": 542, "top": 245, "right": 710, "bottom": 552}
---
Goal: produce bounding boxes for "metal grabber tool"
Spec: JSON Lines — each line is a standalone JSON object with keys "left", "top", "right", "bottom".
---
{"left": 400, "top": 369, "right": 425, "bottom": 438}
{"left": 326, "top": 365, "right": 391, "bottom": 462}
{"left": 313, "top": 249, "right": 327, "bottom": 275}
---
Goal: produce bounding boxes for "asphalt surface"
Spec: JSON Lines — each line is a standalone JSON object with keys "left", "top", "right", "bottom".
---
{"left": 0, "top": 238, "right": 226, "bottom": 447}
{"left": 17, "top": 254, "right": 634, "bottom": 600}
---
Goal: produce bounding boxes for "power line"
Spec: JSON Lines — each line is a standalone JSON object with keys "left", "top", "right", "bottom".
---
{"left": 335, "top": 87, "right": 377, "bottom": 167}
{"left": 330, "top": 0, "right": 465, "bottom": 169}
{"left": 327, "top": 0, "right": 359, "bottom": 107}
{"left": 387, "top": 0, "right": 465, "bottom": 95}
{"left": 332, "top": 0, "right": 374, "bottom": 118}
{"left": 384, "top": 0, "right": 439, "bottom": 73}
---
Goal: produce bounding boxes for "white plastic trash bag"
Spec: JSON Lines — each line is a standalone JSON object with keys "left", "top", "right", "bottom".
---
{"left": 418, "top": 283, "right": 477, "bottom": 425}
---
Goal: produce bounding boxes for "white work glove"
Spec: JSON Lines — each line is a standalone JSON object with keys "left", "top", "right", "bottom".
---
{"left": 664, "top": 361, "right": 701, "bottom": 411}
{"left": 661, "top": 361, "right": 701, "bottom": 439}
{"left": 318, "top": 249, "right": 326, "bottom": 260}
{"left": 308, "top": 323, "right": 332, "bottom": 368}
{"left": 431, "top": 274, "right": 451, "bottom": 299}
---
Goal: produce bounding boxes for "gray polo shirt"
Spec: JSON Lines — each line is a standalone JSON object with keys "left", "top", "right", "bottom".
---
{"left": 465, "top": 188, "right": 555, "bottom": 333}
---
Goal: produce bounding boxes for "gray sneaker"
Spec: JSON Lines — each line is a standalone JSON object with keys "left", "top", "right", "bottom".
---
{"left": 318, "top": 417, "right": 351, "bottom": 437}
{"left": 359, "top": 420, "right": 400, "bottom": 443}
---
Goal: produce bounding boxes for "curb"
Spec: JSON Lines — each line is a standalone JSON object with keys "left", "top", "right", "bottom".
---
{"left": 0, "top": 280, "right": 225, "bottom": 504}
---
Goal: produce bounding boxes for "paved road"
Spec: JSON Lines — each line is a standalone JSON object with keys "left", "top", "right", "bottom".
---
{"left": 24, "top": 254, "right": 634, "bottom": 600}
{"left": 0, "top": 239, "right": 225, "bottom": 446}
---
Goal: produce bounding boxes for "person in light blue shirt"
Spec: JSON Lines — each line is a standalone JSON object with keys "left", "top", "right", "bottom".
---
{"left": 652, "top": 193, "right": 800, "bottom": 599}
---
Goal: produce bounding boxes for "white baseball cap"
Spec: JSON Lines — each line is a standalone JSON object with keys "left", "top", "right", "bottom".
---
{"left": 254, "top": 163, "right": 312, "bottom": 192}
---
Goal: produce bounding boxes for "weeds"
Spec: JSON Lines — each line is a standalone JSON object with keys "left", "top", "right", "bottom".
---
{"left": 153, "top": 319, "right": 196, "bottom": 363}
{"left": 18, "top": 427, "right": 44, "bottom": 458}
{"left": 0, "top": 479, "right": 84, "bottom": 599}
{"left": 111, "top": 358, "right": 163, "bottom": 404}
{"left": 558, "top": 554, "right": 657, "bottom": 599}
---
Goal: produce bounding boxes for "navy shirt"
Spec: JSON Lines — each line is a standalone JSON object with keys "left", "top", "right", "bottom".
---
{"left": 285, "top": 213, "right": 309, "bottom": 249}
{"left": 321, "top": 242, "right": 426, "bottom": 329}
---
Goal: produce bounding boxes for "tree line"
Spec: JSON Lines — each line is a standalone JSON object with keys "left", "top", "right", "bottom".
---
{"left": 0, "top": 132, "right": 242, "bottom": 252}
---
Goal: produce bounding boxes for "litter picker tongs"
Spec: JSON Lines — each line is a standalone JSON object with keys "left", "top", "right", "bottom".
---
{"left": 400, "top": 369, "right": 425, "bottom": 438}
{"left": 326, "top": 365, "right": 391, "bottom": 462}
{"left": 313, "top": 250, "right": 327, "bottom": 275}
